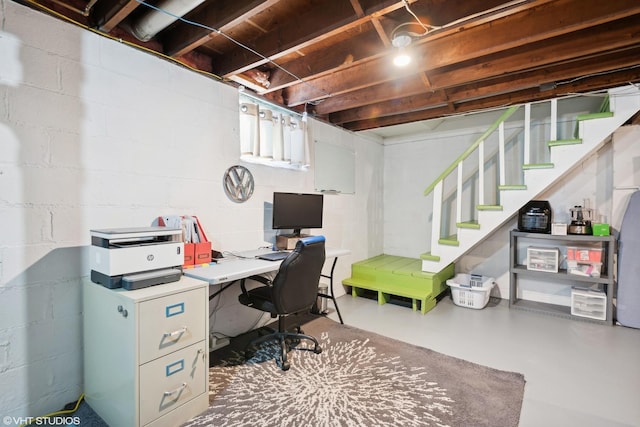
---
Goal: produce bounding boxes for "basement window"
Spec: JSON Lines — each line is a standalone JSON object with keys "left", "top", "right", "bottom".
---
{"left": 239, "top": 94, "right": 310, "bottom": 170}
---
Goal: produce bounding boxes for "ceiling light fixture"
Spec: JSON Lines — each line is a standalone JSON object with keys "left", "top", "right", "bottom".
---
{"left": 390, "top": 0, "right": 441, "bottom": 67}
{"left": 391, "top": 30, "right": 413, "bottom": 49}
{"left": 393, "top": 47, "right": 412, "bottom": 67}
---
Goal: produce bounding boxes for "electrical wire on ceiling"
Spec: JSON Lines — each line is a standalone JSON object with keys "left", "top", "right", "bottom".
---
{"left": 390, "top": 0, "right": 531, "bottom": 47}
{"left": 557, "top": 64, "right": 640, "bottom": 86}
{"left": 21, "top": 0, "right": 332, "bottom": 108}
{"left": 27, "top": 0, "right": 536, "bottom": 106}
{"left": 131, "top": 0, "right": 333, "bottom": 102}
{"left": 401, "top": 0, "right": 441, "bottom": 32}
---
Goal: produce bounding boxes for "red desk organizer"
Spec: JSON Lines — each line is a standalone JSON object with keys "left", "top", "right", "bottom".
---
{"left": 157, "top": 215, "right": 212, "bottom": 267}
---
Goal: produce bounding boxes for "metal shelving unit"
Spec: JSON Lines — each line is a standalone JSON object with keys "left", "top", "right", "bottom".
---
{"left": 509, "top": 230, "right": 616, "bottom": 325}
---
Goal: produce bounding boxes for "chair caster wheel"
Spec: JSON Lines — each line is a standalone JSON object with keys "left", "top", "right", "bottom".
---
{"left": 314, "top": 346, "right": 322, "bottom": 354}
{"left": 282, "top": 361, "right": 290, "bottom": 371}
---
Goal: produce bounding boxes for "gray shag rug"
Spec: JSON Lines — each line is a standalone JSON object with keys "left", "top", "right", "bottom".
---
{"left": 182, "top": 316, "right": 525, "bottom": 427}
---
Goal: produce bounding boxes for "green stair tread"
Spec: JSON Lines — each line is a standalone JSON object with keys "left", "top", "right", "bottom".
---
{"left": 577, "top": 111, "right": 614, "bottom": 121}
{"left": 477, "top": 205, "right": 503, "bottom": 211}
{"left": 438, "top": 235, "right": 459, "bottom": 246}
{"left": 394, "top": 260, "right": 436, "bottom": 278}
{"left": 498, "top": 184, "right": 527, "bottom": 190}
{"left": 351, "top": 254, "right": 405, "bottom": 271}
{"left": 420, "top": 252, "right": 441, "bottom": 262}
{"left": 392, "top": 260, "right": 425, "bottom": 276}
{"left": 548, "top": 139, "right": 582, "bottom": 147}
{"left": 457, "top": 221, "right": 481, "bottom": 229}
{"left": 523, "top": 163, "right": 554, "bottom": 169}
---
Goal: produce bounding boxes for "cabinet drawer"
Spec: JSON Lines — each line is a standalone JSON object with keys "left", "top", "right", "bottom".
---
{"left": 139, "top": 341, "right": 208, "bottom": 426}
{"left": 139, "top": 287, "right": 206, "bottom": 363}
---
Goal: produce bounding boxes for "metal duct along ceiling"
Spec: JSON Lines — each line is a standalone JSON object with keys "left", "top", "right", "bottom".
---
{"left": 129, "top": 0, "right": 206, "bottom": 42}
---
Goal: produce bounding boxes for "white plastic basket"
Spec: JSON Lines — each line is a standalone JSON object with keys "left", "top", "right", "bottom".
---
{"left": 446, "top": 273, "right": 495, "bottom": 309}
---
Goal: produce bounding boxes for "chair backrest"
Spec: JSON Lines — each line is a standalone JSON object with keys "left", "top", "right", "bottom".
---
{"left": 270, "top": 235, "right": 326, "bottom": 314}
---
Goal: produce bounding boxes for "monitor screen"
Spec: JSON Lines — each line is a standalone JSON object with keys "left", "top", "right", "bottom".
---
{"left": 272, "top": 192, "right": 323, "bottom": 236}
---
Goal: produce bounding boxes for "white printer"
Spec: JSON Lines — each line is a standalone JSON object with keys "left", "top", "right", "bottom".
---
{"left": 90, "top": 226, "right": 184, "bottom": 290}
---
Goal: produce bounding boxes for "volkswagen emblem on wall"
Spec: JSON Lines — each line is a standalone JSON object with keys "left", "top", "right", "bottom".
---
{"left": 223, "top": 165, "right": 255, "bottom": 203}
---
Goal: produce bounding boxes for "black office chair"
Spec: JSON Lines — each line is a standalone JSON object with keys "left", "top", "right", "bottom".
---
{"left": 238, "top": 235, "right": 326, "bottom": 370}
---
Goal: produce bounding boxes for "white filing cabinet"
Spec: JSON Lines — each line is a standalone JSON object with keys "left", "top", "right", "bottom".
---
{"left": 83, "top": 277, "right": 209, "bottom": 427}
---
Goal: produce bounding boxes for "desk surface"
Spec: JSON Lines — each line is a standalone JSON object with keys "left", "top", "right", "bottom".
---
{"left": 184, "top": 247, "right": 349, "bottom": 285}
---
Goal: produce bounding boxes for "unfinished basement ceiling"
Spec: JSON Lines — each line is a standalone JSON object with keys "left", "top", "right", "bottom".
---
{"left": 18, "top": 0, "right": 640, "bottom": 135}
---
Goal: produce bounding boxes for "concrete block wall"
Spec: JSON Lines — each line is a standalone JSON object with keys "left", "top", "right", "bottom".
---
{"left": 0, "top": 0, "right": 384, "bottom": 421}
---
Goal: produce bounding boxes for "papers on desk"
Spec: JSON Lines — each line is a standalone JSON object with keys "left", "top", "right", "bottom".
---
{"left": 155, "top": 215, "right": 212, "bottom": 266}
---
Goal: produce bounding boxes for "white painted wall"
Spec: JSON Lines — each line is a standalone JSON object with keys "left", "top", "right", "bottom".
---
{"left": 0, "top": 0, "right": 384, "bottom": 420}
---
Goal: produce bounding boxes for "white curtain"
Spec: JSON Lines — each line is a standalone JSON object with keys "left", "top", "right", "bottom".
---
{"left": 272, "top": 112, "right": 284, "bottom": 161}
{"left": 282, "top": 115, "right": 292, "bottom": 161}
{"left": 258, "top": 108, "right": 273, "bottom": 158}
{"left": 239, "top": 103, "right": 258, "bottom": 155}
{"left": 239, "top": 97, "right": 309, "bottom": 167}
{"left": 290, "top": 115, "right": 310, "bottom": 166}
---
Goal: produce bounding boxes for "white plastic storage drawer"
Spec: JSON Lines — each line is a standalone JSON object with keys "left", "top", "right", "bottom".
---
{"left": 526, "top": 246, "right": 560, "bottom": 272}
{"left": 571, "top": 288, "right": 606, "bottom": 321}
{"left": 139, "top": 341, "right": 208, "bottom": 426}
{"left": 138, "top": 287, "right": 207, "bottom": 364}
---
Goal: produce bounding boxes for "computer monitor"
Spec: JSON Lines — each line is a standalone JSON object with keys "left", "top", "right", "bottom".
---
{"left": 272, "top": 192, "right": 323, "bottom": 236}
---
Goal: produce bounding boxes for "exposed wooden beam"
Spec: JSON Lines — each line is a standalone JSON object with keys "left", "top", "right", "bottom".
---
{"left": 343, "top": 68, "right": 640, "bottom": 130}
{"left": 284, "top": 0, "right": 640, "bottom": 106}
{"left": 211, "top": 1, "right": 408, "bottom": 77}
{"left": 93, "top": 0, "right": 141, "bottom": 32}
{"left": 260, "top": 0, "right": 534, "bottom": 95}
{"left": 265, "top": 28, "right": 383, "bottom": 92}
{"left": 162, "top": 0, "right": 277, "bottom": 58}
{"left": 329, "top": 47, "right": 640, "bottom": 124}
{"left": 349, "top": 0, "right": 365, "bottom": 17}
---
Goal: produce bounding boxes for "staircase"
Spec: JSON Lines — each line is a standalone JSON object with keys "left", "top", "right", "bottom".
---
{"left": 421, "top": 85, "right": 640, "bottom": 273}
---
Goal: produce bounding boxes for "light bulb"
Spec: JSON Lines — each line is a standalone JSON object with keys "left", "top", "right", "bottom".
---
{"left": 393, "top": 49, "right": 411, "bottom": 67}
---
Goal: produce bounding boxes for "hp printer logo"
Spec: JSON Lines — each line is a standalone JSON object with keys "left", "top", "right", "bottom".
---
{"left": 147, "top": 254, "right": 155, "bottom": 262}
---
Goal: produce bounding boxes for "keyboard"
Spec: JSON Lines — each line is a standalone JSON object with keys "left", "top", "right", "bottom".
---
{"left": 257, "top": 251, "right": 290, "bottom": 261}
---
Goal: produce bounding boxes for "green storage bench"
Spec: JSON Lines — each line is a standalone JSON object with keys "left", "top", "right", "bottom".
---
{"left": 342, "top": 254, "right": 454, "bottom": 314}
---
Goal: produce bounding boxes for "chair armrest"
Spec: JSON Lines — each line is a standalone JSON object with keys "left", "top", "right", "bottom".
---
{"left": 240, "top": 274, "right": 273, "bottom": 296}
{"left": 247, "top": 275, "right": 273, "bottom": 286}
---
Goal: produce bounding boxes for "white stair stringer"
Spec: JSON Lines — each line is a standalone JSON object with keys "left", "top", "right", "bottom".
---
{"left": 422, "top": 85, "right": 640, "bottom": 273}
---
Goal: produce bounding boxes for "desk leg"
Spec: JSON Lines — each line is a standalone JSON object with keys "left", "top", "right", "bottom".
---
{"left": 321, "top": 257, "right": 344, "bottom": 324}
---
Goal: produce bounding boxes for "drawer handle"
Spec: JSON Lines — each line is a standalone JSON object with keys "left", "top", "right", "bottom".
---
{"left": 163, "top": 382, "right": 187, "bottom": 397}
{"left": 163, "top": 327, "right": 188, "bottom": 339}
{"left": 165, "top": 302, "right": 185, "bottom": 318}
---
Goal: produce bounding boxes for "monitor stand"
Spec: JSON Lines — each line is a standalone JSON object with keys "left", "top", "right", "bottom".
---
{"left": 276, "top": 233, "right": 310, "bottom": 250}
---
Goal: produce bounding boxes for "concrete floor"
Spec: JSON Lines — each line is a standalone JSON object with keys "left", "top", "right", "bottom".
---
{"left": 325, "top": 294, "right": 640, "bottom": 427}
